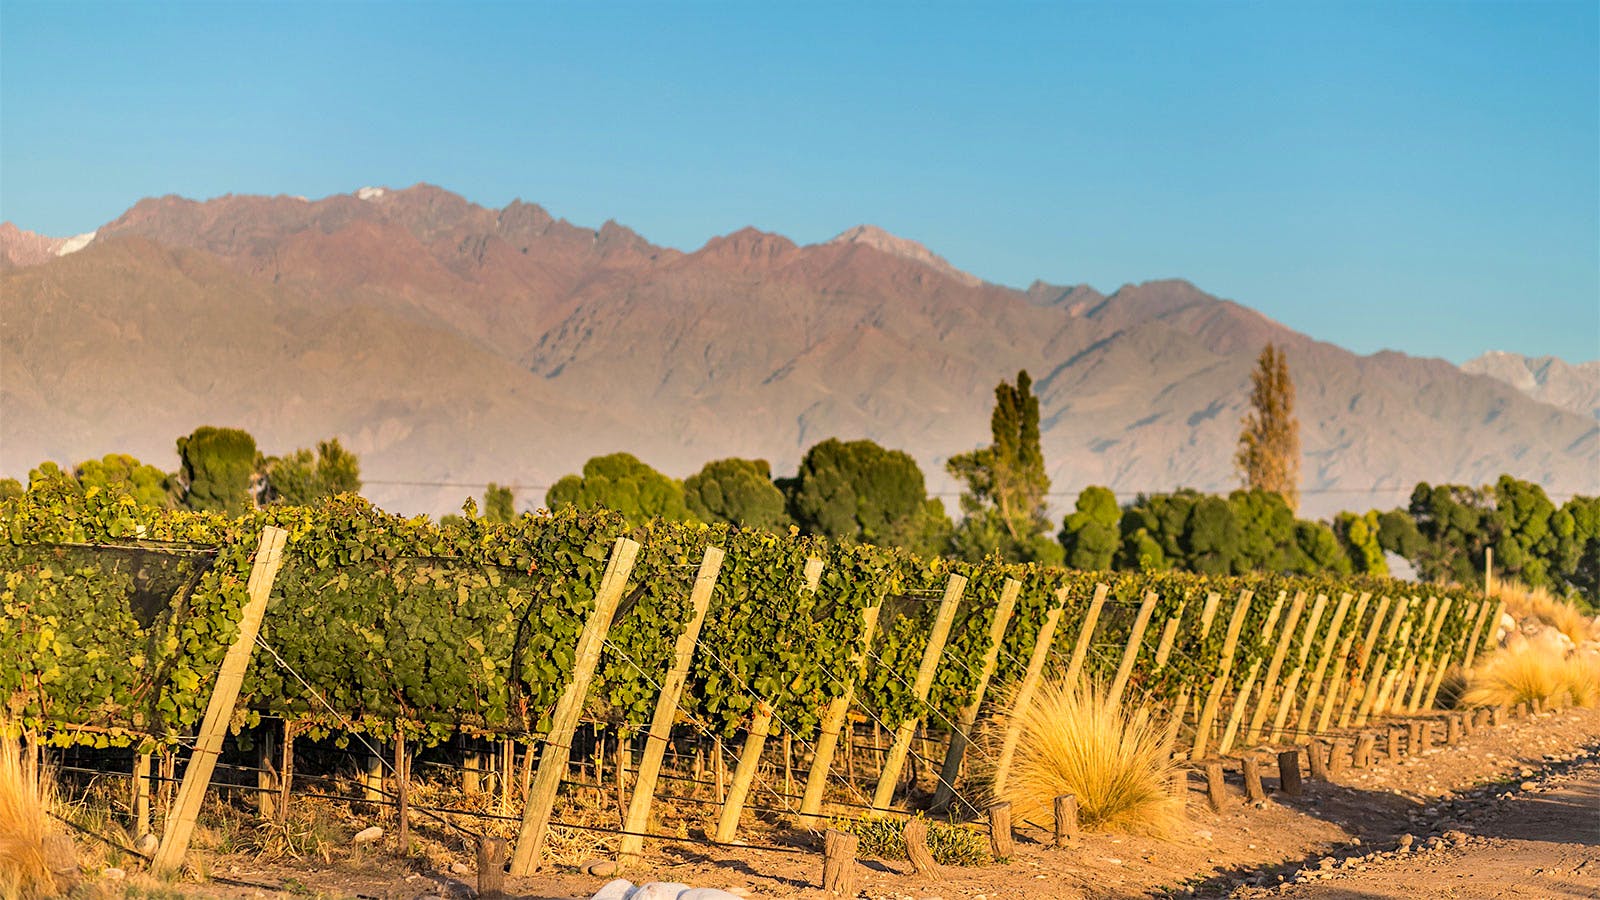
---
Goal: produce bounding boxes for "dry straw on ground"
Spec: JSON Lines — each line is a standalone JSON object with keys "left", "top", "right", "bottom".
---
{"left": 0, "top": 732, "right": 75, "bottom": 900}
{"left": 981, "top": 680, "right": 1181, "bottom": 837}
{"left": 1462, "top": 581, "right": 1600, "bottom": 710}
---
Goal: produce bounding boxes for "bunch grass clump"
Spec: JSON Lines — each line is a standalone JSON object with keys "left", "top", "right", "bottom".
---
{"left": 1462, "top": 646, "right": 1600, "bottom": 709}
{"left": 984, "top": 679, "right": 1180, "bottom": 837}
{"left": 1494, "top": 580, "right": 1598, "bottom": 647}
{"left": 0, "top": 733, "right": 73, "bottom": 900}
{"left": 828, "top": 814, "right": 992, "bottom": 866}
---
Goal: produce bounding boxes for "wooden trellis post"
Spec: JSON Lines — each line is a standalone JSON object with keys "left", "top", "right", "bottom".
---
{"left": 1190, "top": 590, "right": 1255, "bottom": 760}
{"left": 1162, "top": 592, "right": 1223, "bottom": 753}
{"left": 1244, "top": 591, "right": 1305, "bottom": 746}
{"left": 1354, "top": 597, "right": 1412, "bottom": 726}
{"left": 1293, "top": 592, "right": 1355, "bottom": 742}
{"left": 1422, "top": 602, "right": 1477, "bottom": 710}
{"left": 1390, "top": 597, "right": 1439, "bottom": 715}
{"left": 1106, "top": 591, "right": 1161, "bottom": 708}
{"left": 1407, "top": 597, "right": 1454, "bottom": 712}
{"left": 869, "top": 573, "right": 966, "bottom": 815}
{"left": 1370, "top": 620, "right": 1416, "bottom": 718}
{"left": 713, "top": 558, "right": 824, "bottom": 842}
{"left": 617, "top": 545, "right": 724, "bottom": 864}
{"left": 799, "top": 594, "right": 885, "bottom": 825}
{"left": 1337, "top": 595, "right": 1395, "bottom": 728}
{"left": 1218, "top": 591, "right": 1287, "bottom": 755}
{"left": 933, "top": 577, "right": 1021, "bottom": 810}
{"left": 1268, "top": 593, "right": 1329, "bottom": 744}
{"left": 1063, "top": 583, "right": 1110, "bottom": 685}
{"left": 1461, "top": 598, "right": 1495, "bottom": 669}
{"left": 1314, "top": 592, "right": 1372, "bottom": 734}
{"left": 508, "top": 537, "right": 640, "bottom": 876}
{"left": 152, "top": 526, "right": 289, "bottom": 874}
{"left": 991, "top": 591, "right": 1068, "bottom": 796}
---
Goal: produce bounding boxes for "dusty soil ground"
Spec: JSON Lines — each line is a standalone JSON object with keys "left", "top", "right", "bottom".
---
{"left": 77, "top": 706, "right": 1600, "bottom": 900}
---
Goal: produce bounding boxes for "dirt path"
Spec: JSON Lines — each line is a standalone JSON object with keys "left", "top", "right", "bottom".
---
{"left": 1245, "top": 760, "right": 1600, "bottom": 899}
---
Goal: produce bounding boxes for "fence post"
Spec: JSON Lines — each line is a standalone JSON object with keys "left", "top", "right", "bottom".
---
{"left": 1245, "top": 592, "right": 1306, "bottom": 745}
{"left": 1268, "top": 593, "right": 1329, "bottom": 744}
{"left": 132, "top": 750, "right": 152, "bottom": 840}
{"left": 987, "top": 802, "right": 1014, "bottom": 861}
{"left": 1106, "top": 591, "right": 1160, "bottom": 709}
{"left": 822, "top": 828, "right": 860, "bottom": 895}
{"left": 1338, "top": 595, "right": 1395, "bottom": 728}
{"left": 991, "top": 595, "right": 1066, "bottom": 796}
{"left": 800, "top": 596, "right": 884, "bottom": 825}
{"left": 1277, "top": 749, "right": 1303, "bottom": 796}
{"left": 1355, "top": 597, "right": 1413, "bottom": 726}
{"left": 1407, "top": 598, "right": 1453, "bottom": 712}
{"left": 714, "top": 558, "right": 823, "bottom": 842}
{"left": 1293, "top": 592, "right": 1354, "bottom": 743}
{"left": 1422, "top": 603, "right": 1475, "bottom": 710}
{"left": 509, "top": 537, "right": 640, "bottom": 876}
{"left": 152, "top": 525, "right": 289, "bottom": 874}
{"left": 1218, "top": 591, "right": 1287, "bottom": 755}
{"left": 870, "top": 573, "right": 966, "bottom": 814}
{"left": 1313, "top": 592, "right": 1371, "bottom": 735}
{"left": 933, "top": 578, "right": 1021, "bottom": 810}
{"left": 1053, "top": 794, "right": 1078, "bottom": 846}
{"left": 1190, "top": 590, "right": 1254, "bottom": 760}
{"left": 1063, "top": 583, "right": 1111, "bottom": 686}
{"left": 618, "top": 546, "right": 724, "bottom": 863}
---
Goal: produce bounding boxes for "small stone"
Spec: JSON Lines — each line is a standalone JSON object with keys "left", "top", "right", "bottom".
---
{"left": 1101, "top": 857, "right": 1123, "bottom": 865}
{"left": 353, "top": 826, "right": 384, "bottom": 844}
{"left": 581, "top": 859, "right": 618, "bottom": 877}
{"left": 103, "top": 868, "right": 126, "bottom": 881}
{"left": 1519, "top": 781, "right": 1536, "bottom": 791}
{"left": 449, "top": 862, "right": 471, "bottom": 875}
{"left": 1396, "top": 834, "right": 1415, "bottom": 851}
{"left": 133, "top": 833, "right": 158, "bottom": 855}
{"left": 1444, "top": 830, "right": 1470, "bottom": 847}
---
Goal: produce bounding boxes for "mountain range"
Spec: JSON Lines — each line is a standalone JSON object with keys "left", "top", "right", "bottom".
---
{"left": 3, "top": 184, "right": 1595, "bottom": 520}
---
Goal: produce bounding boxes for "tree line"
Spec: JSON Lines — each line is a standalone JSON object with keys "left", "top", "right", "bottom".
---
{"left": 6, "top": 346, "right": 1594, "bottom": 606}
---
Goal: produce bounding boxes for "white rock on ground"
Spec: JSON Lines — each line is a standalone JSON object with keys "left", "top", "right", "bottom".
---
{"left": 590, "top": 881, "right": 746, "bottom": 900}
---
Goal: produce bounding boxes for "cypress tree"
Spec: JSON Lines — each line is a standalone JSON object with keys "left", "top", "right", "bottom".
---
{"left": 1235, "top": 344, "right": 1300, "bottom": 512}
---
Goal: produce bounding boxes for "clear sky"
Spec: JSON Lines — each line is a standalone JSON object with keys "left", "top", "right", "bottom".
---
{"left": 3, "top": 1, "right": 1596, "bottom": 363}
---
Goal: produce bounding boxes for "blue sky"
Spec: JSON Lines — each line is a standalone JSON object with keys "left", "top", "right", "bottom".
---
{"left": 3, "top": 1, "right": 1596, "bottom": 363}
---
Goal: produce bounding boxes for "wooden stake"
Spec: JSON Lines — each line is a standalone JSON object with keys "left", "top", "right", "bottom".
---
{"left": 870, "top": 574, "right": 966, "bottom": 814}
{"left": 1314, "top": 592, "right": 1371, "bottom": 735}
{"left": 1460, "top": 600, "right": 1493, "bottom": 670}
{"left": 1107, "top": 590, "right": 1161, "bottom": 708}
{"left": 395, "top": 733, "right": 410, "bottom": 853}
{"left": 1357, "top": 601, "right": 1414, "bottom": 725}
{"left": 1204, "top": 762, "right": 1226, "bottom": 812}
{"left": 1269, "top": 593, "right": 1329, "bottom": 744}
{"left": 715, "top": 557, "right": 823, "bottom": 842}
{"left": 1218, "top": 591, "right": 1286, "bottom": 755}
{"left": 1407, "top": 598, "right": 1454, "bottom": 712}
{"left": 132, "top": 752, "right": 152, "bottom": 839}
{"left": 1339, "top": 594, "right": 1396, "bottom": 728}
{"left": 1063, "top": 583, "right": 1111, "bottom": 686}
{"left": 991, "top": 598, "right": 1066, "bottom": 797}
{"left": 1053, "top": 794, "right": 1078, "bottom": 846}
{"left": 1246, "top": 592, "right": 1307, "bottom": 745}
{"left": 256, "top": 728, "right": 277, "bottom": 820}
{"left": 1163, "top": 592, "right": 1225, "bottom": 755}
{"left": 1294, "top": 592, "right": 1355, "bottom": 743}
{"left": 464, "top": 744, "right": 482, "bottom": 794}
{"left": 1152, "top": 600, "right": 1189, "bottom": 669}
{"left": 1447, "top": 714, "right": 1463, "bottom": 744}
{"left": 1307, "top": 741, "right": 1329, "bottom": 781}
{"left": 477, "top": 836, "right": 507, "bottom": 900}
{"left": 986, "top": 802, "right": 1014, "bottom": 861}
{"left": 364, "top": 750, "right": 383, "bottom": 803}
{"left": 1353, "top": 733, "right": 1376, "bottom": 768}
{"left": 275, "top": 723, "right": 296, "bottom": 825}
{"left": 822, "top": 828, "right": 860, "bottom": 895}
{"left": 509, "top": 537, "right": 640, "bottom": 877}
{"left": 1242, "top": 755, "right": 1265, "bottom": 804}
{"left": 933, "top": 578, "right": 1021, "bottom": 810}
{"left": 1190, "top": 590, "right": 1255, "bottom": 760}
{"left": 619, "top": 545, "right": 724, "bottom": 862}
{"left": 1388, "top": 725, "right": 1406, "bottom": 760}
{"left": 151, "top": 526, "right": 288, "bottom": 874}
{"left": 1277, "top": 749, "right": 1302, "bottom": 796}
{"left": 903, "top": 818, "right": 938, "bottom": 875}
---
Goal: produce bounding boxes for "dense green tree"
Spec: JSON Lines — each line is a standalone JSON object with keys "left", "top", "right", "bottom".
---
{"left": 1294, "top": 520, "right": 1351, "bottom": 575}
{"left": 1184, "top": 495, "right": 1243, "bottom": 574}
{"left": 788, "top": 438, "right": 949, "bottom": 554}
{"left": 262, "top": 438, "right": 363, "bottom": 506}
{"left": 174, "top": 427, "right": 258, "bottom": 515}
{"left": 948, "top": 371, "right": 1062, "bottom": 564}
{"left": 547, "top": 453, "right": 694, "bottom": 524}
{"left": 1058, "top": 486, "right": 1121, "bottom": 570}
{"left": 1228, "top": 489, "right": 1298, "bottom": 571}
{"left": 1407, "top": 482, "right": 1492, "bottom": 585}
{"left": 1557, "top": 495, "right": 1600, "bottom": 606}
{"left": 1116, "top": 491, "right": 1200, "bottom": 571}
{"left": 1235, "top": 344, "right": 1300, "bottom": 511}
{"left": 71, "top": 454, "right": 174, "bottom": 508}
{"left": 1489, "top": 475, "right": 1559, "bottom": 588}
{"left": 1376, "top": 509, "right": 1425, "bottom": 560}
{"left": 484, "top": 483, "right": 516, "bottom": 523}
{"left": 684, "top": 458, "right": 792, "bottom": 531}
{"left": 1333, "top": 510, "right": 1389, "bottom": 575}
{"left": 0, "top": 478, "right": 21, "bottom": 501}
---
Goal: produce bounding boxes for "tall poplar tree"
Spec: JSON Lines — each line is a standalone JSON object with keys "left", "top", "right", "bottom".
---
{"left": 1235, "top": 344, "right": 1300, "bottom": 512}
{"left": 948, "top": 370, "right": 1062, "bottom": 564}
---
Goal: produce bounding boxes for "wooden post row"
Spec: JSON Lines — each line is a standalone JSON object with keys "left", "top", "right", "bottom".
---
{"left": 1190, "top": 590, "right": 1254, "bottom": 760}
{"left": 1106, "top": 591, "right": 1160, "bottom": 709}
{"left": 509, "top": 537, "right": 641, "bottom": 876}
{"left": 1337, "top": 594, "right": 1394, "bottom": 728}
{"left": 990, "top": 590, "right": 1073, "bottom": 796}
{"left": 617, "top": 545, "right": 725, "bottom": 864}
{"left": 1407, "top": 598, "right": 1454, "bottom": 712}
{"left": 1243, "top": 591, "right": 1305, "bottom": 746}
{"left": 1354, "top": 597, "right": 1412, "bottom": 726}
{"left": 713, "top": 557, "right": 825, "bottom": 842}
{"left": 1293, "top": 592, "right": 1354, "bottom": 744}
{"left": 152, "top": 526, "right": 290, "bottom": 874}
{"left": 799, "top": 596, "right": 885, "bottom": 824}
{"left": 1162, "top": 592, "right": 1223, "bottom": 753}
{"left": 1217, "top": 591, "right": 1287, "bottom": 756}
{"left": 932, "top": 578, "right": 1021, "bottom": 810}
{"left": 1267, "top": 593, "right": 1329, "bottom": 744}
{"left": 869, "top": 573, "right": 966, "bottom": 815}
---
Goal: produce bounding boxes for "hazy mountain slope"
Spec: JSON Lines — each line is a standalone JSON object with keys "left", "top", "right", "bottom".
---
{"left": 1463, "top": 351, "right": 1600, "bottom": 420}
{"left": 2, "top": 185, "right": 1594, "bottom": 520}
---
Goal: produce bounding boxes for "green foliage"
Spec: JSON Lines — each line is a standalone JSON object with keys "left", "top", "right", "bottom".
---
{"left": 948, "top": 371, "right": 1061, "bottom": 564}
{"left": 683, "top": 458, "right": 791, "bottom": 531}
{"left": 1059, "top": 486, "right": 1120, "bottom": 571}
{"left": 262, "top": 439, "right": 362, "bottom": 506}
{"left": 72, "top": 454, "right": 175, "bottom": 508}
{"left": 0, "top": 479, "right": 21, "bottom": 502}
{"left": 1376, "top": 509, "right": 1424, "bottom": 560}
{"left": 788, "top": 438, "right": 949, "bottom": 555}
{"left": 1333, "top": 510, "right": 1388, "bottom": 575}
{"left": 484, "top": 483, "right": 516, "bottom": 523}
{"left": 1293, "top": 520, "right": 1350, "bottom": 575}
{"left": 829, "top": 814, "right": 992, "bottom": 866}
{"left": 1228, "top": 489, "right": 1297, "bottom": 572}
{"left": 175, "top": 426, "right": 258, "bottom": 515}
{"left": 547, "top": 453, "right": 695, "bottom": 524}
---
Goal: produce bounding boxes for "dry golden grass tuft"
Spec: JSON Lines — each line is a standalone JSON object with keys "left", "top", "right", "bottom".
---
{"left": 1493, "top": 579, "right": 1598, "bottom": 647}
{"left": 1462, "top": 644, "right": 1600, "bottom": 710}
{"left": 0, "top": 733, "right": 75, "bottom": 900}
{"left": 982, "top": 680, "right": 1181, "bottom": 837}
